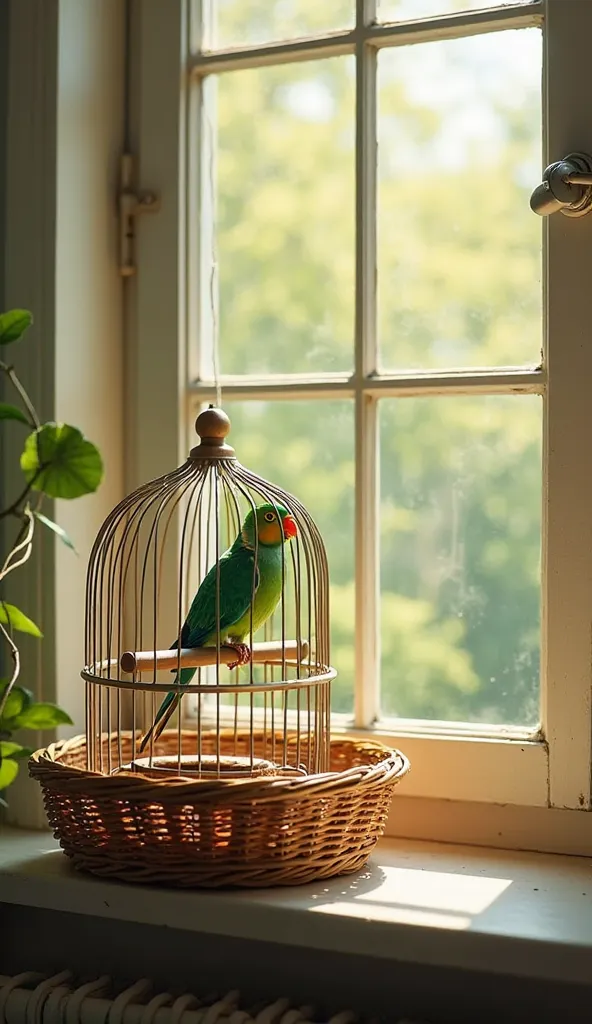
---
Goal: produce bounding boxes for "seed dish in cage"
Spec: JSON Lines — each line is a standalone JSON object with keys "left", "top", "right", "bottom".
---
{"left": 29, "top": 407, "right": 410, "bottom": 888}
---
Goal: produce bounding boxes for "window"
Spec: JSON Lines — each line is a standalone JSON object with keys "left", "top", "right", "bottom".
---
{"left": 132, "top": 0, "right": 592, "bottom": 837}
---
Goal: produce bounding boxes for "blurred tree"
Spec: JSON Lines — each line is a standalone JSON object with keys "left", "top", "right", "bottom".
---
{"left": 213, "top": 0, "right": 354, "bottom": 48}
{"left": 209, "top": 11, "right": 542, "bottom": 725}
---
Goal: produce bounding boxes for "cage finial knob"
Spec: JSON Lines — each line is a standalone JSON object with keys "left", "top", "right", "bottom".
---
{"left": 190, "top": 405, "right": 235, "bottom": 460}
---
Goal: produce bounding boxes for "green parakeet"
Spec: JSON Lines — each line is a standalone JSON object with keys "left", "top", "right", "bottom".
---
{"left": 139, "top": 502, "right": 298, "bottom": 752}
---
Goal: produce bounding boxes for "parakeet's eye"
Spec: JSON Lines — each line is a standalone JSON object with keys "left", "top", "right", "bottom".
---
{"left": 264, "top": 511, "right": 275, "bottom": 523}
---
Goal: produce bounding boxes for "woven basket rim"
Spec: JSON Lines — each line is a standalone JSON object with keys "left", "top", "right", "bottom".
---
{"left": 29, "top": 731, "right": 410, "bottom": 804}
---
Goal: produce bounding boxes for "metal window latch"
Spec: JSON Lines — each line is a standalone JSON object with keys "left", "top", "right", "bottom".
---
{"left": 530, "top": 151, "right": 592, "bottom": 218}
{"left": 118, "top": 154, "right": 161, "bottom": 277}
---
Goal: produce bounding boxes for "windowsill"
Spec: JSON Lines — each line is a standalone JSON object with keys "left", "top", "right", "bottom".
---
{"left": 2, "top": 827, "right": 591, "bottom": 986}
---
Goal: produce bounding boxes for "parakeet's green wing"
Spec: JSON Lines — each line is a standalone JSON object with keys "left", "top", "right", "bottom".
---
{"left": 139, "top": 544, "right": 260, "bottom": 753}
{"left": 180, "top": 543, "right": 259, "bottom": 647}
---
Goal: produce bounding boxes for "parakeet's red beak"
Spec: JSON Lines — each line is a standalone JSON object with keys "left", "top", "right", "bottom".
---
{"left": 282, "top": 514, "right": 297, "bottom": 539}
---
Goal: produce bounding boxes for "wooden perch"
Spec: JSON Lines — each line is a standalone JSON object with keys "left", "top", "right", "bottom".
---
{"left": 120, "top": 639, "right": 309, "bottom": 674}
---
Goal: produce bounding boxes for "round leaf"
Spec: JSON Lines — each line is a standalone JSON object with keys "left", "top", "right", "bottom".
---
{"left": 0, "top": 756, "right": 19, "bottom": 789}
{"left": 11, "top": 702, "right": 73, "bottom": 729}
{"left": 0, "top": 740, "right": 34, "bottom": 759}
{"left": 0, "top": 309, "right": 32, "bottom": 345}
{"left": 0, "top": 402, "right": 30, "bottom": 426}
{"left": 0, "top": 741, "right": 21, "bottom": 756}
{"left": 0, "top": 602, "right": 43, "bottom": 637}
{"left": 0, "top": 681, "right": 33, "bottom": 721}
{"left": 21, "top": 423, "right": 104, "bottom": 499}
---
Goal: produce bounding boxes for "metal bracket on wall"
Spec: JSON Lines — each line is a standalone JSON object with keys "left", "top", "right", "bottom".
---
{"left": 118, "top": 154, "right": 160, "bottom": 277}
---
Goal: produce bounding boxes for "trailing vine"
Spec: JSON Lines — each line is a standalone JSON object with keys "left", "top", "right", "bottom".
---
{"left": 0, "top": 310, "right": 103, "bottom": 802}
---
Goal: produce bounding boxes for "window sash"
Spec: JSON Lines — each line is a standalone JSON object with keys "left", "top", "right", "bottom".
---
{"left": 131, "top": 0, "right": 592, "bottom": 813}
{"left": 191, "top": 0, "right": 545, "bottom": 733}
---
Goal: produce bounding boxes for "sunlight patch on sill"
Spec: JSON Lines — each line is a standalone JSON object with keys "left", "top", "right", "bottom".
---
{"left": 308, "top": 865, "right": 512, "bottom": 931}
{"left": 310, "top": 901, "right": 473, "bottom": 930}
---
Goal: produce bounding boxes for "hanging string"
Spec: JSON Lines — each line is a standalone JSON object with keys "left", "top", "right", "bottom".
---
{"left": 205, "top": 85, "right": 222, "bottom": 410}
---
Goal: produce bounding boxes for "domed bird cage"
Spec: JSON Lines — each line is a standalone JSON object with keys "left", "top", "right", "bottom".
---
{"left": 30, "top": 408, "right": 409, "bottom": 888}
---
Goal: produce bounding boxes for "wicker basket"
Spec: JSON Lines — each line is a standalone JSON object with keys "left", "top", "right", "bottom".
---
{"left": 29, "top": 730, "right": 409, "bottom": 888}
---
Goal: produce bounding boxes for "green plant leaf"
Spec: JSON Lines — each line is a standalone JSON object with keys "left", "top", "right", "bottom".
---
{"left": 0, "top": 740, "right": 34, "bottom": 759}
{"left": 0, "top": 757, "right": 19, "bottom": 789}
{"left": 0, "top": 309, "right": 33, "bottom": 345}
{"left": 0, "top": 680, "right": 34, "bottom": 721}
{"left": 34, "top": 512, "right": 77, "bottom": 553}
{"left": 0, "top": 602, "right": 43, "bottom": 637}
{"left": 0, "top": 402, "right": 30, "bottom": 426}
{"left": 10, "top": 702, "right": 73, "bottom": 729}
{"left": 21, "top": 423, "right": 104, "bottom": 499}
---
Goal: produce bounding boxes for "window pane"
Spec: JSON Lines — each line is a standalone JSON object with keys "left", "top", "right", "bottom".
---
{"left": 212, "top": 58, "right": 355, "bottom": 375}
{"left": 207, "top": 1, "right": 353, "bottom": 50}
{"left": 378, "top": 29, "right": 542, "bottom": 371}
{"left": 377, "top": 0, "right": 535, "bottom": 22}
{"left": 220, "top": 399, "right": 355, "bottom": 714}
{"left": 379, "top": 395, "right": 541, "bottom": 726}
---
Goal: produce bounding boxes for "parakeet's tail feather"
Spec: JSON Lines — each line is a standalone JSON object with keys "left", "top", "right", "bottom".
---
{"left": 138, "top": 691, "right": 179, "bottom": 753}
{"left": 138, "top": 666, "right": 196, "bottom": 754}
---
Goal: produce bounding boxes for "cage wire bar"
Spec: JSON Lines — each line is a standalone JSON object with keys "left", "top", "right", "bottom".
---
{"left": 82, "top": 408, "right": 335, "bottom": 780}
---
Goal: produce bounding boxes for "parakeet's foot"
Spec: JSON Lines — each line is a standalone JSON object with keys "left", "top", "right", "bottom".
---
{"left": 227, "top": 643, "right": 251, "bottom": 670}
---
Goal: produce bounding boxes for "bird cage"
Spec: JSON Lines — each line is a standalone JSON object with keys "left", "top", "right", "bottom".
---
{"left": 30, "top": 408, "right": 409, "bottom": 888}
{"left": 85, "top": 405, "right": 333, "bottom": 779}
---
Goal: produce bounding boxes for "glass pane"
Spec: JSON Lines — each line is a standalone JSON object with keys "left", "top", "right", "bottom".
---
{"left": 208, "top": 1, "right": 353, "bottom": 50}
{"left": 212, "top": 58, "right": 355, "bottom": 375}
{"left": 222, "top": 399, "right": 355, "bottom": 714}
{"left": 379, "top": 395, "right": 541, "bottom": 726}
{"left": 378, "top": 29, "right": 542, "bottom": 371}
{"left": 377, "top": 0, "right": 536, "bottom": 23}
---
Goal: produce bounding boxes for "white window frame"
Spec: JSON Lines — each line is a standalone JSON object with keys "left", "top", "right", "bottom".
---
{"left": 129, "top": 0, "right": 592, "bottom": 848}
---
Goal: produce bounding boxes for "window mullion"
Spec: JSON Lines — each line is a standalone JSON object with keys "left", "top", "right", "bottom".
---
{"left": 354, "top": 0, "right": 379, "bottom": 729}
